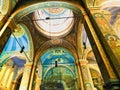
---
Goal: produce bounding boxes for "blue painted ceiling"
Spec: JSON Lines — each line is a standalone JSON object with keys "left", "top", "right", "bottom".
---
{"left": 40, "top": 47, "right": 75, "bottom": 65}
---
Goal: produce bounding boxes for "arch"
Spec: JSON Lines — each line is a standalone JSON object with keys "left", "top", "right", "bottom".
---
{"left": 41, "top": 64, "right": 77, "bottom": 90}
{"left": 0, "top": 55, "right": 26, "bottom": 77}
{"left": 0, "top": 0, "right": 85, "bottom": 37}
{"left": 17, "top": 23, "right": 34, "bottom": 60}
{"left": 37, "top": 46, "right": 77, "bottom": 79}
{"left": 43, "top": 65, "right": 76, "bottom": 79}
{"left": 11, "top": 1, "right": 83, "bottom": 22}
{"left": 40, "top": 47, "right": 75, "bottom": 64}
{"left": 33, "top": 42, "right": 78, "bottom": 89}
{"left": 5, "top": 2, "right": 85, "bottom": 89}
{"left": 0, "top": 23, "right": 34, "bottom": 63}
{"left": 34, "top": 39, "right": 78, "bottom": 82}
{"left": 35, "top": 39, "right": 78, "bottom": 64}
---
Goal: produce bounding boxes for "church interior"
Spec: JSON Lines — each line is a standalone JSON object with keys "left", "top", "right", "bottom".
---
{"left": 0, "top": 0, "right": 120, "bottom": 90}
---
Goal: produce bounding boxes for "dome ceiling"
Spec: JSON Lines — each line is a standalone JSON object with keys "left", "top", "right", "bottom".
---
{"left": 33, "top": 7, "right": 74, "bottom": 38}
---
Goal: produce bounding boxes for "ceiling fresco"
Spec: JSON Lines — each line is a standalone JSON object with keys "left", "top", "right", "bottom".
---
{"left": 0, "top": 0, "right": 119, "bottom": 90}
{"left": 40, "top": 47, "right": 75, "bottom": 65}
{"left": 39, "top": 47, "right": 77, "bottom": 79}
{"left": 41, "top": 66, "right": 77, "bottom": 90}
{"left": 100, "top": 0, "right": 120, "bottom": 38}
{"left": 2, "top": 24, "right": 29, "bottom": 52}
{"left": 39, "top": 47, "right": 78, "bottom": 90}
{"left": 34, "top": 7, "right": 74, "bottom": 38}
{"left": 44, "top": 66, "right": 74, "bottom": 80}
{"left": 0, "top": 24, "right": 30, "bottom": 65}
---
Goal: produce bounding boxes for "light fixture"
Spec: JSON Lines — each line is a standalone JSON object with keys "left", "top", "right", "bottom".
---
{"left": 12, "top": 33, "right": 32, "bottom": 62}
{"left": 83, "top": 42, "right": 86, "bottom": 49}
{"left": 55, "top": 61, "right": 58, "bottom": 67}
{"left": 20, "top": 46, "right": 25, "bottom": 53}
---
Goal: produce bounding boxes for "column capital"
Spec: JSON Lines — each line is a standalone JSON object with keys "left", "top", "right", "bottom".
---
{"left": 79, "top": 59, "right": 88, "bottom": 65}
{"left": 81, "top": 10, "right": 87, "bottom": 16}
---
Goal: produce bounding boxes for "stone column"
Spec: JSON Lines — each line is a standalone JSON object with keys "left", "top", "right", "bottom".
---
{"left": 19, "top": 63, "right": 32, "bottom": 90}
{"left": 76, "top": 18, "right": 85, "bottom": 90}
{"left": 2, "top": 69, "right": 10, "bottom": 87}
{"left": 35, "top": 78, "right": 42, "bottom": 90}
{"left": 28, "top": 64, "right": 37, "bottom": 90}
{"left": 0, "top": 66, "right": 6, "bottom": 81}
{"left": 6, "top": 72, "right": 14, "bottom": 89}
{"left": 75, "top": 60, "right": 84, "bottom": 90}
{"left": 80, "top": 59, "right": 95, "bottom": 90}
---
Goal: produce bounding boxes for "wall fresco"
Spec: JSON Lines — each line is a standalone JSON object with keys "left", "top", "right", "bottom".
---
{"left": 94, "top": 13, "right": 120, "bottom": 55}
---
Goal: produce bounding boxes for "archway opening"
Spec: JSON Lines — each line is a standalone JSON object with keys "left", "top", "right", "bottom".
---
{"left": 37, "top": 47, "right": 78, "bottom": 90}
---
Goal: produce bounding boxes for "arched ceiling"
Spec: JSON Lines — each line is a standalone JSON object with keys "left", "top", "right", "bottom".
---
{"left": 40, "top": 47, "right": 75, "bottom": 65}
{"left": 3, "top": 24, "right": 29, "bottom": 52}
{"left": 0, "top": 23, "right": 33, "bottom": 63}
{"left": 39, "top": 47, "right": 77, "bottom": 84}
{"left": 1, "top": 0, "right": 120, "bottom": 70}
{"left": 44, "top": 66, "right": 74, "bottom": 79}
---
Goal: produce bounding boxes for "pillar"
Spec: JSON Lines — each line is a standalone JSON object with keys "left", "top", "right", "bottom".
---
{"left": 28, "top": 64, "right": 37, "bottom": 90}
{"left": 0, "top": 67, "right": 8, "bottom": 86}
{"left": 6, "top": 72, "right": 14, "bottom": 89}
{"left": 80, "top": 59, "right": 95, "bottom": 90}
{"left": 2, "top": 69, "right": 10, "bottom": 87}
{"left": 75, "top": 60, "right": 84, "bottom": 90}
{"left": 76, "top": 18, "right": 85, "bottom": 90}
{"left": 35, "top": 78, "right": 42, "bottom": 90}
{"left": 89, "top": 8, "right": 120, "bottom": 77}
{"left": 0, "top": 66, "right": 6, "bottom": 81}
{"left": 19, "top": 63, "right": 32, "bottom": 90}
{"left": 80, "top": 1, "right": 120, "bottom": 89}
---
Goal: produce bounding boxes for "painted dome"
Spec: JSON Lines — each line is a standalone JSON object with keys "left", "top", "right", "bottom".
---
{"left": 34, "top": 7, "right": 74, "bottom": 38}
